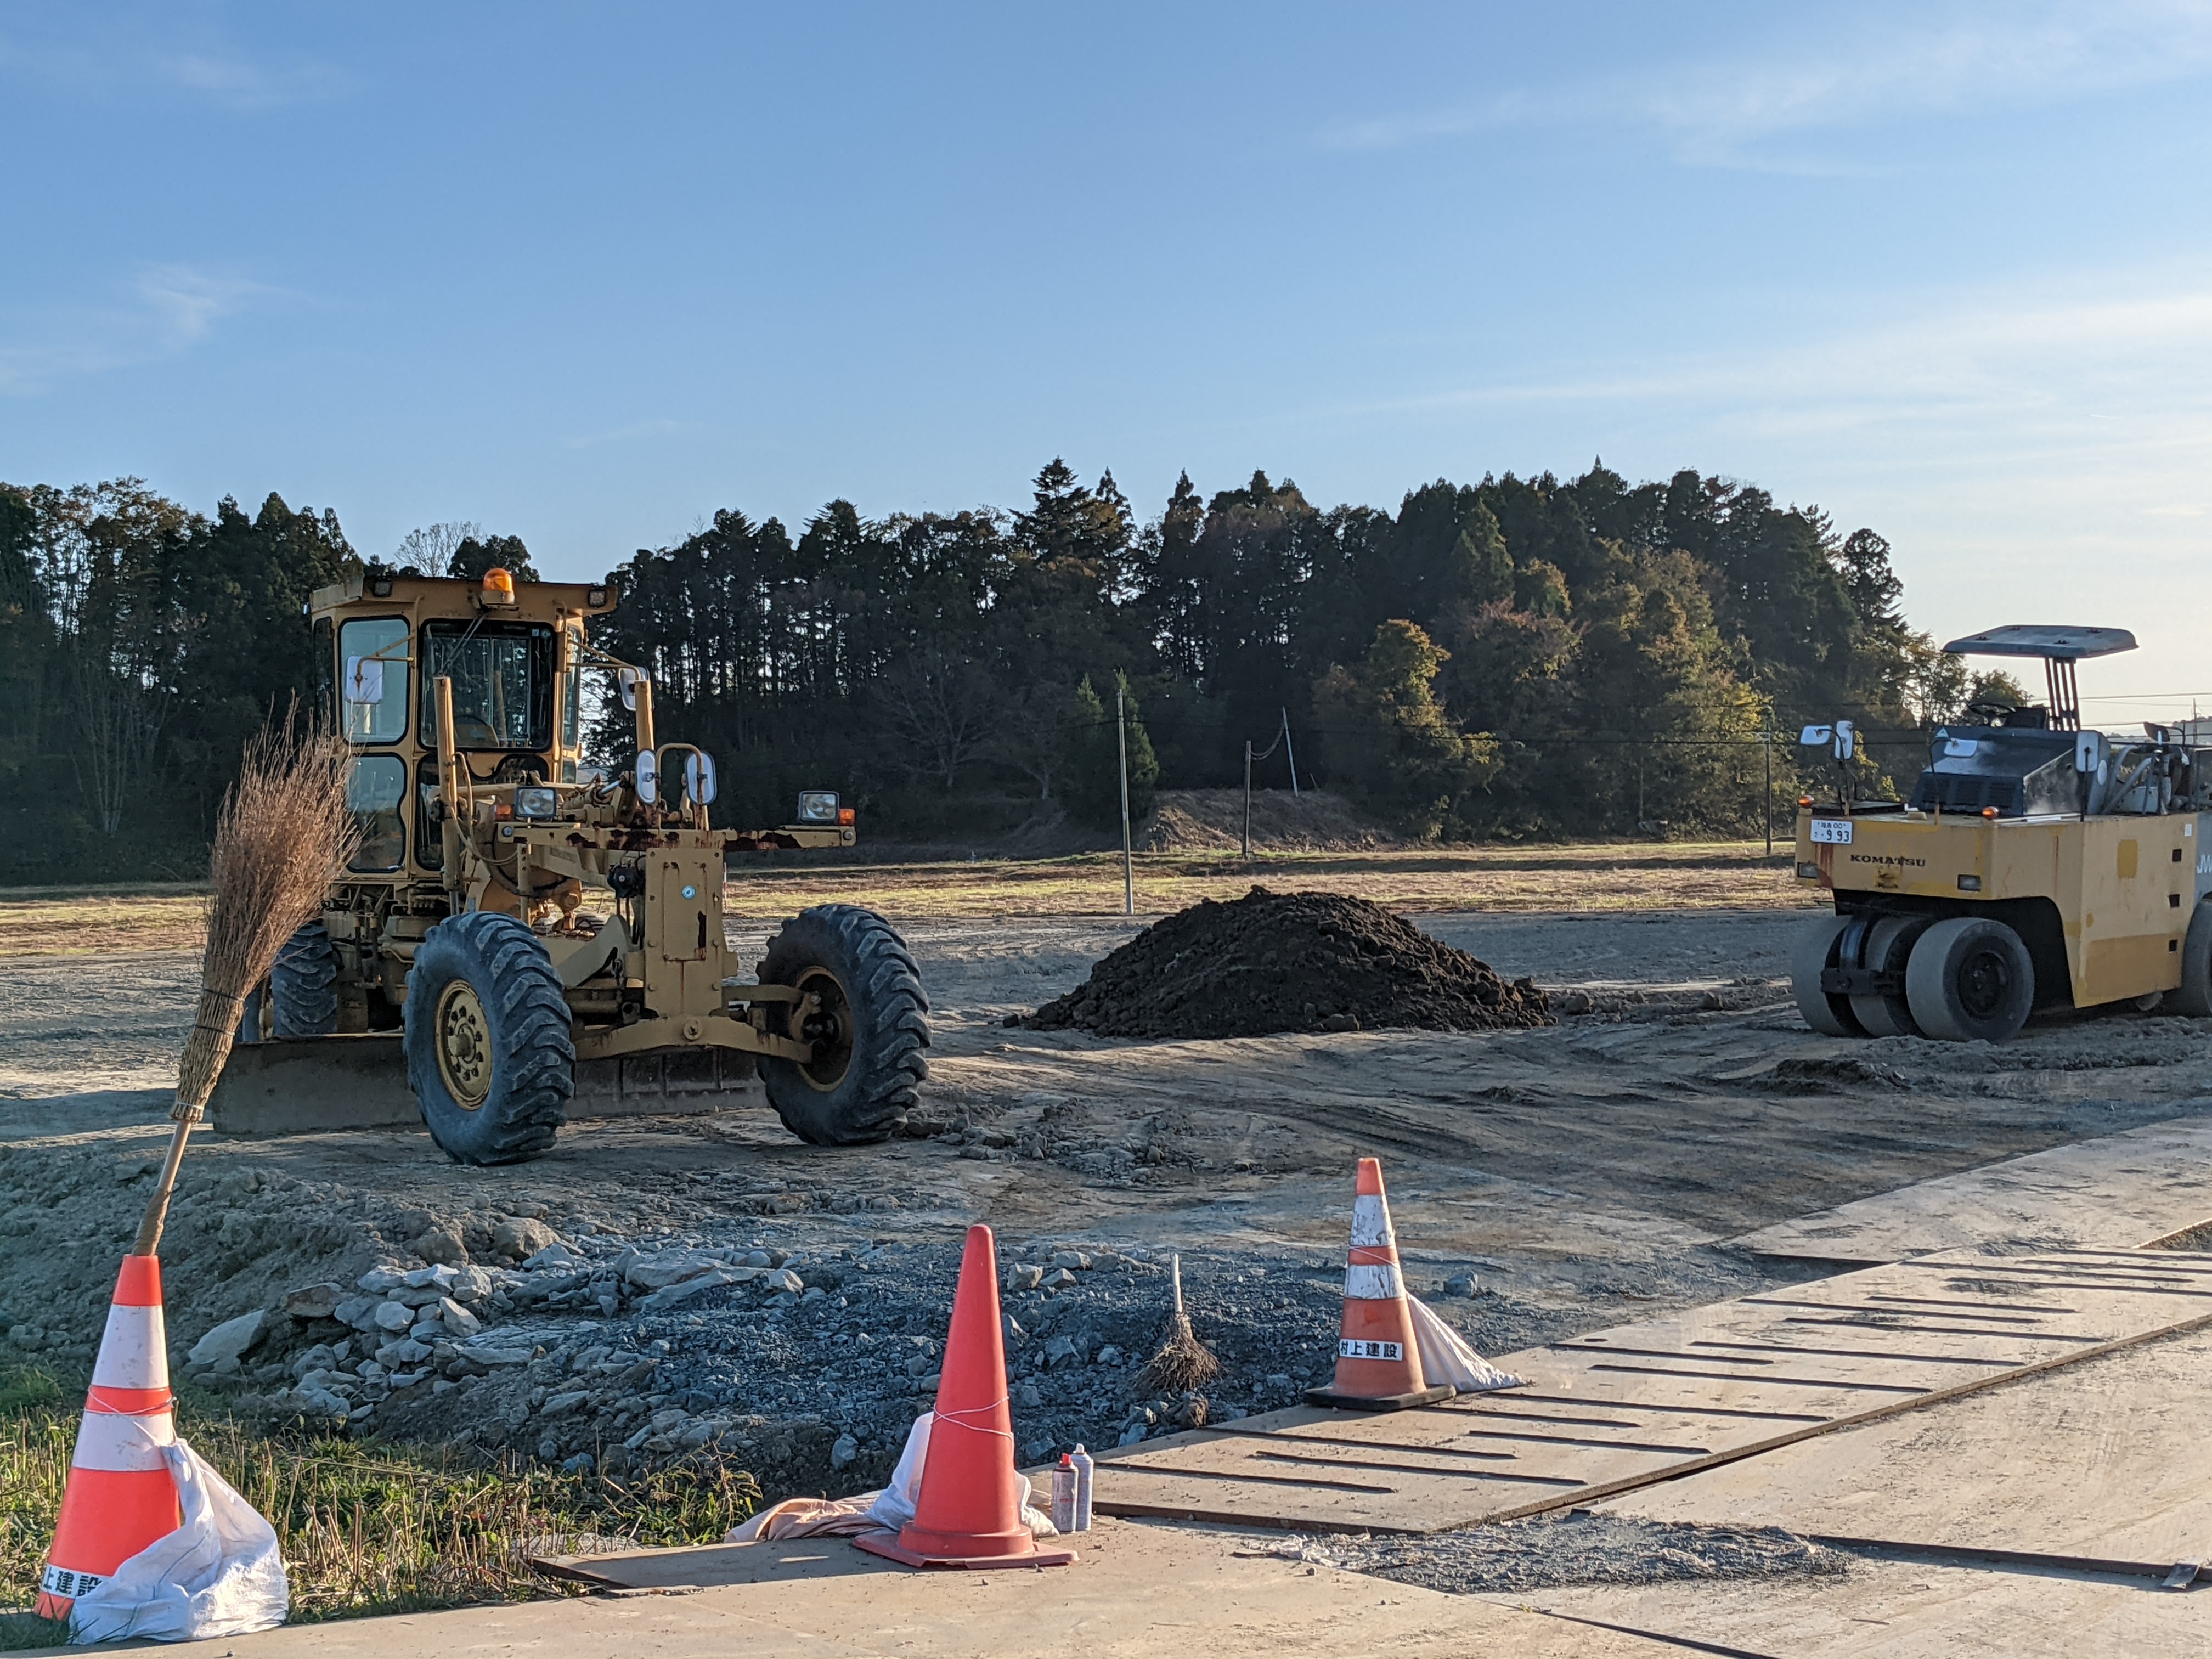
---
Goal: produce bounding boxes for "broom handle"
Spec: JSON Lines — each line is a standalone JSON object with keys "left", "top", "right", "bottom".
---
{"left": 132, "top": 1115, "right": 196, "bottom": 1257}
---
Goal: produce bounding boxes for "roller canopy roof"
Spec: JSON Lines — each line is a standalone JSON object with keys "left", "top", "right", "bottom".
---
{"left": 1941, "top": 625, "right": 2137, "bottom": 661}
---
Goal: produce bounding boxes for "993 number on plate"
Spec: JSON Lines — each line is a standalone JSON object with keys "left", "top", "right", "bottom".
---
{"left": 1808, "top": 817, "right": 1853, "bottom": 845}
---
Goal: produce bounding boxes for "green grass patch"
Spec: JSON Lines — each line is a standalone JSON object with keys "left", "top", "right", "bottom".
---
{"left": 0, "top": 1361, "right": 758, "bottom": 1644}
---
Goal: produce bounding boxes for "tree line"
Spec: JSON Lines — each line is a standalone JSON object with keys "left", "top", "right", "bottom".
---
{"left": 1, "top": 460, "right": 1974, "bottom": 883}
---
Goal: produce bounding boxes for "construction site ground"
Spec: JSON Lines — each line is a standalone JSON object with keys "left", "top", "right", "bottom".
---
{"left": 6, "top": 875, "right": 2212, "bottom": 1655}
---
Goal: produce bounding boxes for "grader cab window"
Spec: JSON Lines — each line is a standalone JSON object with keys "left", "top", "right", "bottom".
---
{"left": 340, "top": 618, "right": 410, "bottom": 744}
{"left": 347, "top": 755, "right": 408, "bottom": 871}
{"left": 420, "top": 622, "right": 555, "bottom": 751}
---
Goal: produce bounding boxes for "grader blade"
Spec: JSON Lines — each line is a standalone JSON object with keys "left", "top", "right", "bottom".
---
{"left": 206, "top": 1037, "right": 760, "bottom": 1137}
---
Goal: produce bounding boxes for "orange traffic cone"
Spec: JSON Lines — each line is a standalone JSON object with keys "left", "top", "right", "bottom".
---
{"left": 855, "top": 1225, "right": 1075, "bottom": 1570}
{"left": 35, "top": 1255, "right": 183, "bottom": 1620}
{"left": 1306, "top": 1158, "right": 1454, "bottom": 1412}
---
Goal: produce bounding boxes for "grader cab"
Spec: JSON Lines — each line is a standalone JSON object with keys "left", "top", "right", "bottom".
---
{"left": 210, "top": 566, "right": 929, "bottom": 1164}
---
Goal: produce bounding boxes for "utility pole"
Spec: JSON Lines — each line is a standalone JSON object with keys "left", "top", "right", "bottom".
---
{"left": 1117, "top": 682, "right": 1133, "bottom": 917}
{"left": 1280, "top": 708, "right": 1300, "bottom": 797}
{"left": 1763, "top": 730, "right": 1773, "bottom": 857}
{"left": 1238, "top": 743, "right": 1256, "bottom": 862}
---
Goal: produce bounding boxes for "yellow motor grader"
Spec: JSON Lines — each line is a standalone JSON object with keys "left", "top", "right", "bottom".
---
{"left": 1791, "top": 624, "right": 2212, "bottom": 1043}
{"left": 211, "top": 565, "right": 929, "bottom": 1164}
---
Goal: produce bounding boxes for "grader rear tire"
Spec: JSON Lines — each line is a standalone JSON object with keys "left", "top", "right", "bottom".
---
{"left": 1791, "top": 914, "right": 1865, "bottom": 1037}
{"left": 758, "top": 905, "right": 929, "bottom": 1146}
{"left": 403, "top": 911, "right": 574, "bottom": 1165}
{"left": 270, "top": 921, "right": 340, "bottom": 1038}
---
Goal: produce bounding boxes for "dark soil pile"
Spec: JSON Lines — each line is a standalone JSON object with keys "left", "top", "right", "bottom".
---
{"left": 1026, "top": 887, "right": 1551, "bottom": 1039}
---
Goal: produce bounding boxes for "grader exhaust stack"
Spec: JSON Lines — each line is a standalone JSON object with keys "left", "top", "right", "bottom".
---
{"left": 210, "top": 566, "right": 929, "bottom": 1164}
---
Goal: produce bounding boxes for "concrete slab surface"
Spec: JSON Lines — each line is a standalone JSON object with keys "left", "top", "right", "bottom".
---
{"left": 33, "top": 1519, "right": 1674, "bottom": 1659}
{"left": 1730, "top": 1115, "right": 2212, "bottom": 1263}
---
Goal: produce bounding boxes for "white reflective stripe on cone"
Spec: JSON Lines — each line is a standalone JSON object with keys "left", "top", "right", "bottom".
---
{"left": 1345, "top": 1263, "right": 1403, "bottom": 1300}
{"left": 1349, "top": 1194, "right": 1392, "bottom": 1248}
{"left": 90, "top": 1304, "right": 168, "bottom": 1389}
{"left": 71, "top": 1407, "right": 177, "bottom": 1472}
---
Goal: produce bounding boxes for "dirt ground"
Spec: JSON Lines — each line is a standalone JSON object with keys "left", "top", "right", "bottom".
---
{"left": 6, "top": 903, "right": 2211, "bottom": 1500}
{"left": 0, "top": 842, "right": 1812, "bottom": 957}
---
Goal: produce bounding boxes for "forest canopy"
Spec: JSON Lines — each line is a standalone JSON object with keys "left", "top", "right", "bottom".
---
{"left": 1, "top": 460, "right": 1964, "bottom": 883}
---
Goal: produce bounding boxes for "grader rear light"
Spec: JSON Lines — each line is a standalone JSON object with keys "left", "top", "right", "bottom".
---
{"left": 1798, "top": 796, "right": 1813, "bottom": 808}
{"left": 1958, "top": 874, "right": 1983, "bottom": 891}
{"left": 838, "top": 807, "right": 856, "bottom": 825}
{"left": 1982, "top": 806, "right": 1999, "bottom": 819}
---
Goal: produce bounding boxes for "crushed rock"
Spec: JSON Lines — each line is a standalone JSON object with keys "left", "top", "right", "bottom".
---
{"left": 1026, "top": 887, "right": 1551, "bottom": 1040}
{"left": 1285, "top": 1511, "right": 1847, "bottom": 1594}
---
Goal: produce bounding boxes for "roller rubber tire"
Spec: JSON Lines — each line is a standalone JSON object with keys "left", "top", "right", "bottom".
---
{"left": 1905, "top": 916, "right": 2035, "bottom": 1043}
{"left": 403, "top": 911, "right": 574, "bottom": 1165}
{"left": 758, "top": 904, "right": 930, "bottom": 1146}
{"left": 1848, "top": 916, "right": 1923, "bottom": 1039}
{"left": 270, "top": 921, "right": 340, "bottom": 1038}
{"left": 2171, "top": 899, "right": 2212, "bottom": 1018}
{"left": 1791, "top": 914, "right": 1865, "bottom": 1037}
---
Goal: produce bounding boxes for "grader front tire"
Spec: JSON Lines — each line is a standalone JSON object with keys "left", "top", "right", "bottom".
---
{"left": 758, "top": 905, "right": 930, "bottom": 1146}
{"left": 403, "top": 911, "right": 574, "bottom": 1165}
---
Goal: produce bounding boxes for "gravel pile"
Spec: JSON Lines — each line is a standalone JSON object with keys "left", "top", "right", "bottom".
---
{"left": 1289, "top": 1511, "right": 1847, "bottom": 1594}
{"left": 1026, "top": 887, "right": 1550, "bottom": 1039}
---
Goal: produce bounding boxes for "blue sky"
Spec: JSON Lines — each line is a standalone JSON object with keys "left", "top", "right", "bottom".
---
{"left": 4, "top": 2, "right": 2210, "bottom": 715}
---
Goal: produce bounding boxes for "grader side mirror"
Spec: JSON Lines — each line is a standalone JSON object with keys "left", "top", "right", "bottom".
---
{"left": 618, "top": 668, "right": 647, "bottom": 712}
{"left": 684, "top": 753, "right": 718, "bottom": 805}
{"left": 636, "top": 750, "right": 658, "bottom": 804}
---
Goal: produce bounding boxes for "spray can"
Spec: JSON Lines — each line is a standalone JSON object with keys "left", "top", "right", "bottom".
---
{"left": 1050, "top": 1453, "right": 1077, "bottom": 1534}
{"left": 1070, "top": 1443, "right": 1094, "bottom": 1531}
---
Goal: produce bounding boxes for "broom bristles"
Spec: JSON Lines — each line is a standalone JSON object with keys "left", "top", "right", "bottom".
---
{"left": 174, "top": 707, "right": 359, "bottom": 1115}
{"left": 1139, "top": 1252, "right": 1221, "bottom": 1393}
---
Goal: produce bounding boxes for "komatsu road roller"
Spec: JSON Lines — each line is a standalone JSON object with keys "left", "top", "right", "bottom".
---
{"left": 1792, "top": 624, "right": 2212, "bottom": 1043}
{"left": 210, "top": 564, "right": 929, "bottom": 1164}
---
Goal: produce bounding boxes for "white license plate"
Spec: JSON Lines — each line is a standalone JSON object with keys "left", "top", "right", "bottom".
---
{"left": 1809, "top": 817, "right": 1853, "bottom": 845}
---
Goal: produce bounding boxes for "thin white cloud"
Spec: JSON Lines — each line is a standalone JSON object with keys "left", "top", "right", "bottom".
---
{"left": 1324, "top": 1, "right": 2212, "bottom": 163}
{"left": 0, "top": 266, "right": 269, "bottom": 394}
{"left": 0, "top": 27, "right": 343, "bottom": 111}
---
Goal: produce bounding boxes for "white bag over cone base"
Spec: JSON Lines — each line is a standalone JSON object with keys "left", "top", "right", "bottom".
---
{"left": 1408, "top": 1296, "right": 1526, "bottom": 1392}
{"left": 69, "top": 1438, "right": 287, "bottom": 1645}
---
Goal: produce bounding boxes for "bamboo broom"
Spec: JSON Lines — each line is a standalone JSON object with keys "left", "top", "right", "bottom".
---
{"left": 1138, "top": 1252, "right": 1220, "bottom": 1393}
{"left": 133, "top": 712, "right": 358, "bottom": 1256}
